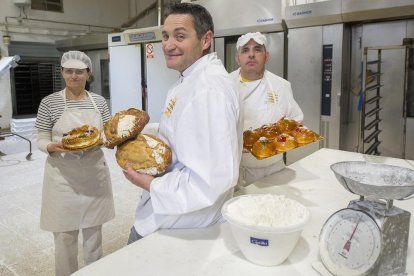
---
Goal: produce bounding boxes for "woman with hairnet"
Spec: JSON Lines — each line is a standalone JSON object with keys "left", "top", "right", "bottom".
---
{"left": 35, "top": 50, "right": 114, "bottom": 276}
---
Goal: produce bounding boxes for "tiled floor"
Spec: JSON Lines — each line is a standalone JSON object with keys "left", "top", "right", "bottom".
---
{"left": 0, "top": 137, "right": 142, "bottom": 276}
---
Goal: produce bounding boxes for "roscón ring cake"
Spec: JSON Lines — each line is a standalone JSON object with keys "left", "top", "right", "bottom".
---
{"left": 62, "top": 125, "right": 101, "bottom": 151}
{"left": 116, "top": 134, "right": 172, "bottom": 176}
{"left": 103, "top": 108, "right": 150, "bottom": 149}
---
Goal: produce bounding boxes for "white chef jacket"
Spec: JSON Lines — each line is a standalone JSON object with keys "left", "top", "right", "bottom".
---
{"left": 134, "top": 53, "right": 243, "bottom": 236}
{"left": 230, "top": 69, "right": 303, "bottom": 130}
{"left": 230, "top": 69, "right": 304, "bottom": 185}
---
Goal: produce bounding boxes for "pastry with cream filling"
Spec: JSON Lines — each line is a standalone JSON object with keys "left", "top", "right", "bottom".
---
{"left": 62, "top": 125, "right": 101, "bottom": 151}
{"left": 116, "top": 134, "right": 172, "bottom": 175}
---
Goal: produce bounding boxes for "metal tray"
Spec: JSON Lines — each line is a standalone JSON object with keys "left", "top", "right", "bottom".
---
{"left": 330, "top": 161, "right": 414, "bottom": 200}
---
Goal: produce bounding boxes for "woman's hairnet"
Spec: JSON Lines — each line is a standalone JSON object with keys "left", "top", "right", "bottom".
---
{"left": 61, "top": 51, "right": 92, "bottom": 72}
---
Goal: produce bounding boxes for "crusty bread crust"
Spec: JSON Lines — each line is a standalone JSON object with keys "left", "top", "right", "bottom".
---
{"left": 103, "top": 108, "right": 150, "bottom": 149}
{"left": 116, "top": 134, "right": 172, "bottom": 175}
{"left": 62, "top": 125, "right": 101, "bottom": 151}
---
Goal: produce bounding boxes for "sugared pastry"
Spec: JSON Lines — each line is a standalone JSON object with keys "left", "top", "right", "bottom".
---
{"left": 103, "top": 108, "right": 150, "bottom": 149}
{"left": 251, "top": 137, "right": 276, "bottom": 159}
{"left": 274, "top": 133, "right": 297, "bottom": 152}
{"left": 259, "top": 124, "right": 279, "bottom": 140}
{"left": 116, "top": 134, "right": 172, "bottom": 175}
{"left": 291, "top": 126, "right": 317, "bottom": 145}
{"left": 62, "top": 125, "right": 101, "bottom": 151}
{"left": 243, "top": 128, "right": 261, "bottom": 149}
{"left": 275, "top": 118, "right": 298, "bottom": 133}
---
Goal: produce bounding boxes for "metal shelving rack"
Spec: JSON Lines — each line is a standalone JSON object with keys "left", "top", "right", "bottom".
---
{"left": 13, "top": 63, "right": 62, "bottom": 115}
{"left": 359, "top": 42, "right": 413, "bottom": 157}
{"left": 360, "top": 47, "right": 383, "bottom": 155}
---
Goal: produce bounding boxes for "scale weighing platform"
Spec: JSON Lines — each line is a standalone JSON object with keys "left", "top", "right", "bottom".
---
{"left": 319, "top": 161, "right": 414, "bottom": 276}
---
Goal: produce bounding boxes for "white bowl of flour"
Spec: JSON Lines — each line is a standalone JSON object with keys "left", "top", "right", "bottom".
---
{"left": 222, "top": 194, "right": 310, "bottom": 266}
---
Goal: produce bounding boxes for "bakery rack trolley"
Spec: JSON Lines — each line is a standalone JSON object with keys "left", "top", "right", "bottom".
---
{"left": 358, "top": 39, "right": 413, "bottom": 158}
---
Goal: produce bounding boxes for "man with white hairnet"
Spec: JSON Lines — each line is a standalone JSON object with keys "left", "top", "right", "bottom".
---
{"left": 230, "top": 32, "right": 304, "bottom": 187}
{"left": 35, "top": 50, "right": 114, "bottom": 276}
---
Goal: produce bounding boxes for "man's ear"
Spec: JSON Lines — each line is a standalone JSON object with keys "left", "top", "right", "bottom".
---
{"left": 202, "top": 30, "right": 213, "bottom": 51}
{"left": 265, "top": 51, "right": 271, "bottom": 64}
{"left": 235, "top": 52, "right": 241, "bottom": 66}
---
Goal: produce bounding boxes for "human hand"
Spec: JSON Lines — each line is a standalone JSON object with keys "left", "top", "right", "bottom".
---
{"left": 123, "top": 164, "right": 154, "bottom": 191}
{"left": 47, "top": 142, "right": 67, "bottom": 153}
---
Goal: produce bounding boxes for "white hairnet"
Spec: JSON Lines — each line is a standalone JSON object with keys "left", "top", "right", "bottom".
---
{"left": 61, "top": 50, "right": 92, "bottom": 72}
{"left": 236, "top": 32, "right": 267, "bottom": 50}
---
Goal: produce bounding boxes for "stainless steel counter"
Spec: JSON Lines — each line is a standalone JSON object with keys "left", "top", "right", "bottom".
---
{"left": 73, "top": 148, "right": 414, "bottom": 276}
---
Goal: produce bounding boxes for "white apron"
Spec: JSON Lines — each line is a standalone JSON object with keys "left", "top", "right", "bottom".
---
{"left": 40, "top": 90, "right": 115, "bottom": 232}
{"left": 238, "top": 73, "right": 285, "bottom": 186}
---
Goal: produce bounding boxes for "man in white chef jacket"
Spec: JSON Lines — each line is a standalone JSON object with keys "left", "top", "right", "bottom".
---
{"left": 230, "top": 32, "right": 304, "bottom": 187}
{"left": 123, "top": 2, "right": 242, "bottom": 242}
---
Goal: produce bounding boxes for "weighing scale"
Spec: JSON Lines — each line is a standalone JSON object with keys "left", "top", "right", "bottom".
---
{"left": 319, "top": 161, "right": 414, "bottom": 276}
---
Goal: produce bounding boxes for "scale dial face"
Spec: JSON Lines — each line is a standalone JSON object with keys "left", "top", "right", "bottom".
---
{"left": 319, "top": 208, "right": 382, "bottom": 275}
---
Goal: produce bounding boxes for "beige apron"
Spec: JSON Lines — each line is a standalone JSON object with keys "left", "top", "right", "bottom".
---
{"left": 40, "top": 89, "right": 115, "bottom": 232}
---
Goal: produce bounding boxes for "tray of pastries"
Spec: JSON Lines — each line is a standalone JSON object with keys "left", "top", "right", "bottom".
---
{"left": 243, "top": 118, "right": 323, "bottom": 160}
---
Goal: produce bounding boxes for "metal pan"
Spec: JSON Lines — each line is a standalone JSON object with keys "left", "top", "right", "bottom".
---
{"left": 330, "top": 161, "right": 414, "bottom": 200}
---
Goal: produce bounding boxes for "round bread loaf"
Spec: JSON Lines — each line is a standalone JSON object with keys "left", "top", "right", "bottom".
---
{"left": 103, "top": 108, "right": 150, "bottom": 149}
{"left": 62, "top": 125, "right": 101, "bottom": 151}
{"left": 116, "top": 134, "right": 172, "bottom": 175}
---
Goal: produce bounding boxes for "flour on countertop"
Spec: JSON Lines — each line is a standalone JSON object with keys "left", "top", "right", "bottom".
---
{"left": 225, "top": 194, "right": 308, "bottom": 228}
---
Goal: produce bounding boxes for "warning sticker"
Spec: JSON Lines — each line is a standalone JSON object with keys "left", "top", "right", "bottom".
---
{"left": 146, "top": 43, "right": 154, "bottom": 59}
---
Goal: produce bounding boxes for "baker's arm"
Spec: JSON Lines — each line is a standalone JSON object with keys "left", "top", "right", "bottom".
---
{"left": 37, "top": 130, "right": 66, "bottom": 154}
